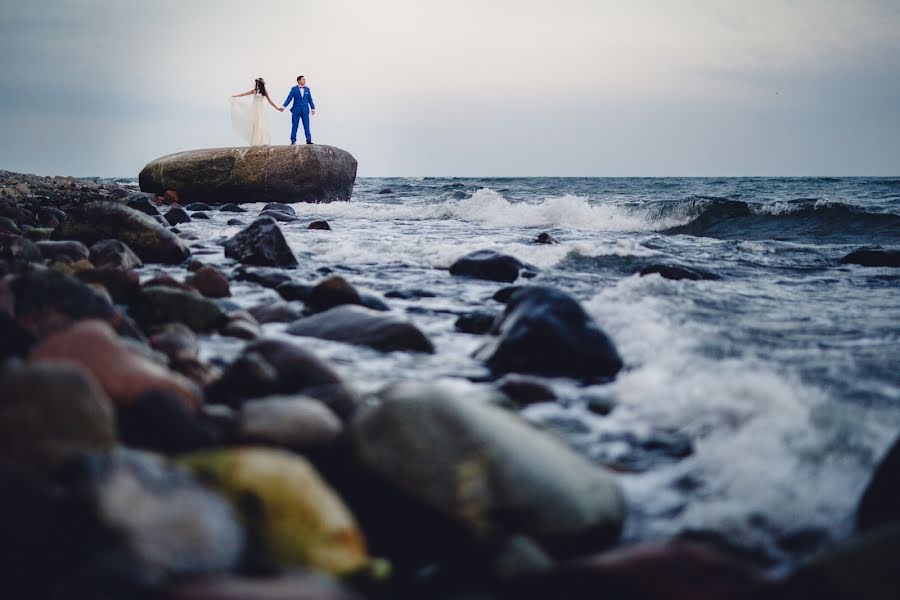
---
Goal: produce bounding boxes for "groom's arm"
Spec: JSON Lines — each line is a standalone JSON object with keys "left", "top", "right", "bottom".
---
{"left": 308, "top": 89, "right": 315, "bottom": 111}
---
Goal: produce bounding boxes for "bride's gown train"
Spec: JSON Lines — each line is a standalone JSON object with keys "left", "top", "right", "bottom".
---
{"left": 230, "top": 93, "right": 270, "bottom": 145}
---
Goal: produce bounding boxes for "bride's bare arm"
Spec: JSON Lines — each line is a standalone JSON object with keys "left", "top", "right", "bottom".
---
{"left": 232, "top": 89, "right": 255, "bottom": 97}
{"left": 264, "top": 92, "right": 283, "bottom": 111}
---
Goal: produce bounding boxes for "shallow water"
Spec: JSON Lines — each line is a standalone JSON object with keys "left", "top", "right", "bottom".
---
{"left": 135, "top": 176, "right": 900, "bottom": 569}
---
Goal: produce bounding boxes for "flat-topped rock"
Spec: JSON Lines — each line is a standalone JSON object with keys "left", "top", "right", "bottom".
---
{"left": 138, "top": 145, "right": 358, "bottom": 204}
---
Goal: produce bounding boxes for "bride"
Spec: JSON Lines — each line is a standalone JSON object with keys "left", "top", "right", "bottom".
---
{"left": 230, "top": 78, "right": 283, "bottom": 146}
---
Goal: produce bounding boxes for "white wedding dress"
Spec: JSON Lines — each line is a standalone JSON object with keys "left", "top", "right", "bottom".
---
{"left": 230, "top": 92, "right": 270, "bottom": 146}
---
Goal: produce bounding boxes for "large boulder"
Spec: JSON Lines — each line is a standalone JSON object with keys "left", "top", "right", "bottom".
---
{"left": 476, "top": 286, "right": 623, "bottom": 380}
{"left": 139, "top": 145, "right": 358, "bottom": 204}
{"left": 349, "top": 381, "right": 626, "bottom": 556}
{"left": 224, "top": 217, "right": 298, "bottom": 267}
{"left": 56, "top": 201, "right": 190, "bottom": 264}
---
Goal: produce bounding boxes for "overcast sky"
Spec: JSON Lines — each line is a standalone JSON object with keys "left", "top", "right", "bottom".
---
{"left": 1, "top": 0, "right": 898, "bottom": 177}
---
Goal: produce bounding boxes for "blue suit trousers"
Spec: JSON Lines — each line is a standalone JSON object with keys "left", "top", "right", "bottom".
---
{"left": 291, "top": 112, "right": 311, "bottom": 143}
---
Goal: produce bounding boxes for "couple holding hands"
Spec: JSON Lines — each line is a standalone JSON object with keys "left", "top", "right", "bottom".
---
{"left": 230, "top": 75, "right": 315, "bottom": 146}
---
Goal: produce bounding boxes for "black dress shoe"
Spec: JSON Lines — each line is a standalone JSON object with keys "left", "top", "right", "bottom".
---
{"left": 306, "top": 140, "right": 313, "bottom": 144}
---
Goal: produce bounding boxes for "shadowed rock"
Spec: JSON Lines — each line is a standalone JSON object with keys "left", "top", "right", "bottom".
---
{"left": 840, "top": 248, "right": 900, "bottom": 268}
{"left": 139, "top": 145, "right": 357, "bottom": 204}
{"left": 224, "top": 217, "right": 298, "bottom": 267}
{"left": 450, "top": 249, "right": 532, "bottom": 283}
{"left": 287, "top": 305, "right": 435, "bottom": 353}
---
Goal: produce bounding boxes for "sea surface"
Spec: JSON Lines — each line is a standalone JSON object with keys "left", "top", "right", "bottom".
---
{"left": 119, "top": 175, "right": 900, "bottom": 570}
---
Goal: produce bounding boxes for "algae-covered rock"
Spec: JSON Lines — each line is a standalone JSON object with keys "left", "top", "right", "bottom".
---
{"left": 179, "top": 447, "right": 370, "bottom": 575}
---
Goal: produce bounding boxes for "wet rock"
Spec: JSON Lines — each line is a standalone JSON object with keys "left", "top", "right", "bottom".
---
{"left": 226, "top": 218, "right": 243, "bottom": 226}
{"left": 168, "top": 572, "right": 363, "bottom": 600}
{"left": 309, "top": 220, "right": 332, "bottom": 230}
{"left": 534, "top": 232, "right": 558, "bottom": 245}
{"left": 117, "top": 390, "right": 219, "bottom": 455}
{"left": 359, "top": 292, "right": 390, "bottom": 311}
{"left": 450, "top": 249, "right": 530, "bottom": 283}
{"left": 260, "top": 209, "right": 299, "bottom": 222}
{"left": 224, "top": 217, "right": 298, "bottom": 267}
{"left": 139, "top": 145, "right": 358, "bottom": 204}
{"left": 75, "top": 266, "right": 142, "bottom": 305}
{"left": 495, "top": 374, "right": 558, "bottom": 406}
{"left": 239, "top": 396, "right": 343, "bottom": 450}
{"left": 236, "top": 265, "right": 293, "bottom": 289}
{"left": 191, "top": 211, "right": 210, "bottom": 219}
{"left": 475, "top": 286, "right": 624, "bottom": 380}
{"left": 142, "top": 273, "right": 195, "bottom": 292}
{"left": 186, "top": 265, "right": 231, "bottom": 298}
{"left": 287, "top": 305, "right": 435, "bottom": 353}
{"left": 0, "top": 216, "right": 21, "bottom": 235}
{"left": 179, "top": 448, "right": 370, "bottom": 574}
{"left": 165, "top": 206, "right": 192, "bottom": 225}
{"left": 149, "top": 323, "right": 199, "bottom": 363}
{"left": 249, "top": 300, "right": 304, "bottom": 324}
{"left": 307, "top": 275, "right": 361, "bottom": 313}
{"left": 205, "top": 338, "right": 358, "bottom": 418}
{"left": 185, "top": 202, "right": 213, "bottom": 211}
{"left": 29, "top": 319, "right": 202, "bottom": 411}
{"left": 162, "top": 189, "right": 181, "bottom": 204}
{"left": 638, "top": 264, "right": 719, "bottom": 281}
{"left": 125, "top": 193, "right": 160, "bottom": 216}
{"left": 37, "top": 206, "right": 66, "bottom": 227}
{"left": 152, "top": 214, "right": 168, "bottom": 226}
{"left": 0, "top": 362, "right": 116, "bottom": 471}
{"left": 263, "top": 202, "right": 296, "bottom": 215}
{"left": 840, "top": 248, "right": 900, "bottom": 268}
{"left": 857, "top": 434, "right": 900, "bottom": 532}
{"left": 0, "top": 233, "right": 41, "bottom": 263}
{"left": 385, "top": 288, "right": 437, "bottom": 300}
{"left": 593, "top": 430, "right": 694, "bottom": 472}
{"left": 350, "top": 381, "right": 625, "bottom": 555}
{"left": 89, "top": 238, "right": 144, "bottom": 269}
{"left": 493, "top": 285, "right": 523, "bottom": 303}
{"left": 69, "top": 449, "right": 244, "bottom": 574}
{"left": 133, "top": 286, "right": 228, "bottom": 331}
{"left": 56, "top": 201, "right": 190, "bottom": 264}
{"left": 36, "top": 240, "right": 89, "bottom": 262}
{"left": 220, "top": 310, "right": 261, "bottom": 340}
{"left": 276, "top": 280, "right": 313, "bottom": 302}
{"left": 584, "top": 392, "right": 616, "bottom": 416}
{"left": 377, "top": 188, "right": 393, "bottom": 194}
{"left": 219, "top": 203, "right": 246, "bottom": 213}
{"left": 455, "top": 309, "right": 499, "bottom": 334}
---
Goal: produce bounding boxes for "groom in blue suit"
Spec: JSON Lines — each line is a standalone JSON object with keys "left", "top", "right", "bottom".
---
{"left": 283, "top": 75, "right": 316, "bottom": 145}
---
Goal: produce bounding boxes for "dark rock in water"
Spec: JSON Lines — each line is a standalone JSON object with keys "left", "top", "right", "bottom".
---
{"left": 455, "top": 309, "right": 499, "bottom": 334}
{"left": 857, "top": 435, "right": 900, "bottom": 532}
{"left": 220, "top": 310, "right": 261, "bottom": 340}
{"left": 139, "top": 145, "right": 358, "bottom": 204}
{"left": 164, "top": 206, "right": 191, "bottom": 225}
{"left": 239, "top": 395, "right": 343, "bottom": 450}
{"left": 260, "top": 209, "right": 299, "bottom": 222}
{"left": 287, "top": 305, "right": 435, "bottom": 353}
{"left": 226, "top": 217, "right": 243, "bottom": 226}
{"left": 36, "top": 240, "right": 89, "bottom": 262}
{"left": 0, "top": 362, "right": 116, "bottom": 471}
{"left": 186, "top": 265, "right": 231, "bottom": 298}
{"left": 377, "top": 188, "right": 393, "bottom": 194}
{"left": 494, "top": 285, "right": 523, "bottom": 303}
{"left": 184, "top": 202, "right": 213, "bottom": 211}
{"left": 219, "top": 203, "right": 246, "bottom": 212}
{"left": 205, "top": 338, "right": 358, "bottom": 419}
{"left": 37, "top": 206, "right": 66, "bottom": 227}
{"left": 385, "top": 288, "right": 437, "bottom": 300}
{"left": 638, "top": 264, "right": 719, "bottom": 281}
{"left": 66, "top": 449, "right": 244, "bottom": 574}
{"left": 593, "top": 429, "right": 694, "bottom": 472}
{"left": 117, "top": 390, "right": 220, "bottom": 455}
{"left": 76, "top": 266, "right": 141, "bottom": 305}
{"left": 90, "top": 239, "right": 144, "bottom": 269}
{"left": 276, "top": 280, "right": 313, "bottom": 301}
{"left": 535, "top": 232, "right": 558, "bottom": 245}
{"left": 249, "top": 300, "right": 304, "bottom": 324}
{"left": 133, "top": 286, "right": 228, "bottom": 331}
{"left": 450, "top": 249, "right": 530, "bottom": 283}
{"left": 495, "top": 374, "right": 558, "bottom": 407}
{"left": 360, "top": 292, "right": 390, "bottom": 311}
{"left": 349, "top": 381, "right": 625, "bottom": 556}
{"left": 476, "top": 286, "right": 624, "bottom": 380}
{"left": 840, "top": 248, "right": 900, "bottom": 268}
{"left": 307, "top": 275, "right": 361, "bottom": 313}
{"left": 236, "top": 265, "right": 293, "bottom": 289}
{"left": 263, "top": 202, "right": 296, "bottom": 216}
{"left": 0, "top": 233, "right": 41, "bottom": 263}
{"left": 0, "top": 216, "right": 21, "bottom": 234}
{"left": 142, "top": 273, "right": 195, "bottom": 292}
{"left": 191, "top": 211, "right": 210, "bottom": 219}
{"left": 152, "top": 214, "right": 167, "bottom": 226}
{"left": 224, "top": 217, "right": 298, "bottom": 267}
{"left": 56, "top": 201, "right": 190, "bottom": 264}
{"left": 125, "top": 192, "right": 160, "bottom": 216}
{"left": 309, "top": 220, "right": 332, "bottom": 230}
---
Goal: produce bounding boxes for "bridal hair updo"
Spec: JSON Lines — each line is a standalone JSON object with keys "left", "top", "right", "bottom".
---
{"left": 254, "top": 78, "right": 267, "bottom": 96}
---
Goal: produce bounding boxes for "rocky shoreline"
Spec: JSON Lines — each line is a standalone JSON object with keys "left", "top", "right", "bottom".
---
{"left": 1, "top": 168, "right": 898, "bottom": 599}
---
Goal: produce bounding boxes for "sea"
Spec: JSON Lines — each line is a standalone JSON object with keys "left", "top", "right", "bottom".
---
{"left": 114, "top": 175, "right": 900, "bottom": 570}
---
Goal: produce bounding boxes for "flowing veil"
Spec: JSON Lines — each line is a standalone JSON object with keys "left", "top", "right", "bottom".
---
{"left": 230, "top": 94, "right": 270, "bottom": 145}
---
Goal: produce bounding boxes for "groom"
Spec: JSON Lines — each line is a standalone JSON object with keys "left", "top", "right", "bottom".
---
{"left": 283, "top": 75, "right": 316, "bottom": 145}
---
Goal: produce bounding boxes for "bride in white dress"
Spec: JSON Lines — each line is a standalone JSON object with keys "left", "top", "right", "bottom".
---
{"left": 230, "top": 78, "right": 284, "bottom": 145}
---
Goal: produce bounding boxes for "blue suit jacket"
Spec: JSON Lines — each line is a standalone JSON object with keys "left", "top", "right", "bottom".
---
{"left": 283, "top": 85, "right": 315, "bottom": 115}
